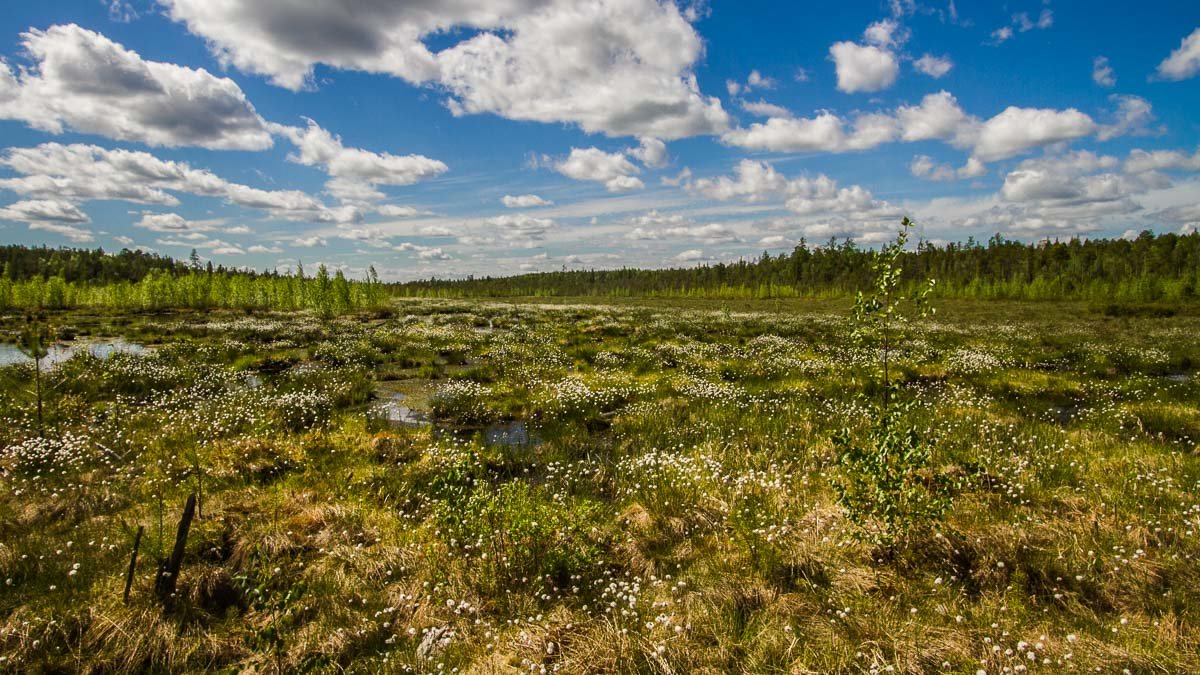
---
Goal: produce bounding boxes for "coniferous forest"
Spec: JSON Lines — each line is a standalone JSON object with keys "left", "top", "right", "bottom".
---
{"left": 398, "top": 231, "right": 1200, "bottom": 302}
{"left": 3, "top": 231, "right": 1197, "bottom": 312}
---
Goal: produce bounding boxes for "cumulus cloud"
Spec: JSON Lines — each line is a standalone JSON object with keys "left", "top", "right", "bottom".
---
{"left": 674, "top": 249, "right": 709, "bottom": 262}
{"left": 726, "top": 69, "right": 776, "bottom": 96}
{"left": 991, "top": 9, "right": 1052, "bottom": 45}
{"left": 1093, "top": 56, "right": 1116, "bottom": 88}
{"left": 502, "top": 194, "right": 553, "bottom": 208}
{"left": 915, "top": 145, "right": 1200, "bottom": 239}
{"left": 1155, "top": 27, "right": 1200, "bottom": 81}
{"left": 1097, "top": 95, "right": 1158, "bottom": 141}
{"left": 0, "top": 199, "right": 93, "bottom": 242}
{"left": 0, "top": 24, "right": 272, "bottom": 150}
{"left": 1124, "top": 147, "right": 1200, "bottom": 174}
{"left": 395, "top": 242, "right": 452, "bottom": 260}
{"left": 276, "top": 119, "right": 447, "bottom": 201}
{"left": 555, "top": 147, "right": 644, "bottom": 191}
{"left": 895, "top": 91, "right": 979, "bottom": 146}
{"left": 0, "top": 198, "right": 89, "bottom": 224}
{"left": 376, "top": 205, "right": 423, "bottom": 218}
{"left": 721, "top": 91, "right": 971, "bottom": 155}
{"left": 135, "top": 212, "right": 212, "bottom": 232}
{"left": 0, "top": 142, "right": 356, "bottom": 224}
{"left": 158, "top": 0, "right": 729, "bottom": 139}
{"left": 910, "top": 155, "right": 986, "bottom": 181}
{"left": 863, "top": 19, "right": 908, "bottom": 49}
{"left": 482, "top": 214, "right": 557, "bottom": 241}
{"left": 721, "top": 111, "right": 898, "bottom": 153}
{"left": 629, "top": 137, "right": 668, "bottom": 169}
{"left": 972, "top": 107, "right": 1096, "bottom": 162}
{"left": 686, "top": 160, "right": 900, "bottom": 230}
{"left": 626, "top": 211, "right": 741, "bottom": 243}
{"left": 830, "top": 41, "right": 899, "bottom": 93}
{"left": 741, "top": 100, "right": 792, "bottom": 118}
{"left": 913, "top": 54, "right": 953, "bottom": 78}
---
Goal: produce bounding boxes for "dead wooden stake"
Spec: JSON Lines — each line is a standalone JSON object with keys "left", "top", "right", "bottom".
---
{"left": 123, "top": 525, "right": 144, "bottom": 605}
{"left": 155, "top": 493, "right": 197, "bottom": 603}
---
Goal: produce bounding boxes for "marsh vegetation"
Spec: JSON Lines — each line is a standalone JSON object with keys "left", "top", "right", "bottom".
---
{"left": 1, "top": 290, "right": 1197, "bottom": 673}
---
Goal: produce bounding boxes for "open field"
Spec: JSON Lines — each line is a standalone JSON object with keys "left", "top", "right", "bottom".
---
{"left": 1, "top": 298, "right": 1199, "bottom": 673}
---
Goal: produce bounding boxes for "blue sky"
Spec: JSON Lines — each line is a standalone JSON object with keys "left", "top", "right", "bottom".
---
{"left": 0, "top": 0, "right": 1198, "bottom": 280}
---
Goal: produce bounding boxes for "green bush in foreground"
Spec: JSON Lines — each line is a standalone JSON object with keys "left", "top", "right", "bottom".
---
{"left": 833, "top": 219, "right": 951, "bottom": 552}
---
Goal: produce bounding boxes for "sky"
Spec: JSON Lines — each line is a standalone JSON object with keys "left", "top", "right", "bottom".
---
{"left": 0, "top": 1, "right": 1198, "bottom": 281}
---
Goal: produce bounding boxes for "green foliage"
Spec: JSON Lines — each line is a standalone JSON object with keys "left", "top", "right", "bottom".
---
{"left": 396, "top": 229, "right": 1200, "bottom": 302}
{"left": 833, "top": 219, "right": 949, "bottom": 552}
{"left": 831, "top": 402, "right": 952, "bottom": 551}
{"left": 435, "top": 481, "right": 604, "bottom": 591}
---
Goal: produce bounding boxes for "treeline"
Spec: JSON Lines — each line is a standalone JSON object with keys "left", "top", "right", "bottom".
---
{"left": 0, "top": 245, "right": 185, "bottom": 284}
{"left": 0, "top": 257, "right": 390, "bottom": 315}
{"left": 399, "top": 231, "right": 1200, "bottom": 303}
{"left": 3, "top": 231, "right": 1199, "bottom": 311}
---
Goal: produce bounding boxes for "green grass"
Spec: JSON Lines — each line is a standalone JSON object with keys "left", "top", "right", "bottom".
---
{"left": 0, "top": 298, "right": 1198, "bottom": 673}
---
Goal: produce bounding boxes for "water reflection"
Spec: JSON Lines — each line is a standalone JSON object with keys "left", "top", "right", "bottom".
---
{"left": 0, "top": 338, "right": 147, "bottom": 367}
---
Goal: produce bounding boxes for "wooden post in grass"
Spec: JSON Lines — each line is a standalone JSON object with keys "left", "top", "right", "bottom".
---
{"left": 123, "top": 525, "right": 144, "bottom": 604}
{"left": 155, "top": 494, "right": 196, "bottom": 603}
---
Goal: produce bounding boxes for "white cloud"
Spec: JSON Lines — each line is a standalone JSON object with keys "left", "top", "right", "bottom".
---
{"left": 28, "top": 221, "right": 96, "bottom": 242}
{"left": 0, "top": 24, "right": 272, "bottom": 150}
{"left": 1092, "top": 56, "right": 1116, "bottom": 88}
{"left": 419, "top": 225, "right": 455, "bottom": 237}
{"left": 910, "top": 155, "right": 985, "bottom": 181}
{"left": 626, "top": 212, "right": 741, "bottom": 244}
{"left": 0, "top": 199, "right": 94, "bottom": 242}
{"left": 896, "top": 91, "right": 979, "bottom": 146}
{"left": 629, "top": 138, "right": 668, "bottom": 169}
{"left": 0, "top": 198, "right": 89, "bottom": 224}
{"left": 830, "top": 41, "right": 899, "bottom": 93}
{"left": 604, "top": 175, "right": 646, "bottom": 192}
{"left": 482, "top": 214, "right": 557, "bottom": 241}
{"left": 555, "top": 147, "right": 643, "bottom": 191}
{"left": 159, "top": 0, "right": 729, "bottom": 139}
{"left": 502, "top": 194, "right": 553, "bottom": 208}
{"left": 686, "top": 159, "right": 900, "bottom": 229}
{"left": 991, "top": 10, "right": 1051, "bottom": 45}
{"left": 973, "top": 107, "right": 1096, "bottom": 162}
{"left": 277, "top": 119, "right": 446, "bottom": 198}
{"left": 0, "top": 142, "right": 357, "bottom": 224}
{"left": 376, "top": 205, "right": 423, "bottom": 217}
{"left": 248, "top": 244, "right": 283, "bottom": 254}
{"left": 105, "top": 1, "right": 139, "bottom": 22}
{"left": 674, "top": 249, "right": 708, "bottom": 262}
{"left": 1097, "top": 95, "right": 1157, "bottom": 141}
{"left": 913, "top": 54, "right": 953, "bottom": 78}
{"left": 727, "top": 69, "right": 777, "bottom": 96}
{"left": 1155, "top": 28, "right": 1200, "bottom": 81}
{"left": 292, "top": 236, "right": 327, "bottom": 248}
{"left": 1124, "top": 148, "right": 1200, "bottom": 174}
{"left": 741, "top": 100, "right": 792, "bottom": 118}
{"left": 135, "top": 212, "right": 212, "bottom": 232}
{"left": 863, "top": 19, "right": 908, "bottom": 49}
{"left": 721, "top": 111, "right": 898, "bottom": 153}
{"left": 1013, "top": 10, "right": 1053, "bottom": 32}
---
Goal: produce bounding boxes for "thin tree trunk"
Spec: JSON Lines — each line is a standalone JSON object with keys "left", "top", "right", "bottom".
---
{"left": 124, "top": 525, "right": 144, "bottom": 604}
{"left": 155, "top": 494, "right": 197, "bottom": 603}
{"left": 34, "top": 355, "right": 43, "bottom": 436}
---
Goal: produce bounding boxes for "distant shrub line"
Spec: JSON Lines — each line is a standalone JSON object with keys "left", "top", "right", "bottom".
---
{"left": 2, "top": 230, "right": 1198, "bottom": 309}
{"left": 398, "top": 230, "right": 1200, "bottom": 303}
